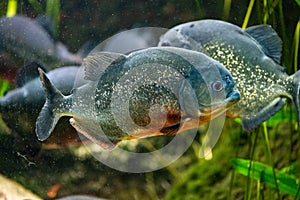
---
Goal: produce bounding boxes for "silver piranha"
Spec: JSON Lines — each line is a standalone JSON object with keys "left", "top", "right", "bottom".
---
{"left": 0, "top": 15, "right": 82, "bottom": 68}
{"left": 159, "top": 19, "right": 300, "bottom": 131}
{"left": 36, "top": 47, "right": 240, "bottom": 150}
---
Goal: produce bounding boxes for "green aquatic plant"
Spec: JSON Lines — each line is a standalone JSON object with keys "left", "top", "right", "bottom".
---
{"left": 28, "top": 0, "right": 43, "bottom": 14}
{"left": 245, "top": 129, "right": 258, "bottom": 200}
{"left": 242, "top": 0, "right": 255, "bottom": 29}
{"left": 0, "top": 80, "right": 10, "bottom": 134}
{"left": 222, "top": 0, "right": 231, "bottom": 21}
{"left": 293, "top": 19, "right": 300, "bottom": 73}
{"left": 231, "top": 158, "right": 300, "bottom": 198}
{"left": 46, "top": 0, "right": 60, "bottom": 38}
{"left": 6, "top": 0, "right": 16, "bottom": 17}
{"left": 0, "top": 79, "right": 9, "bottom": 97}
{"left": 194, "top": 0, "right": 203, "bottom": 19}
{"left": 27, "top": 0, "right": 61, "bottom": 38}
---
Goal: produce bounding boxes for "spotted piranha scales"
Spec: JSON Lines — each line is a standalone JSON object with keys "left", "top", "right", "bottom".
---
{"left": 159, "top": 20, "right": 300, "bottom": 131}
{"left": 36, "top": 47, "right": 240, "bottom": 150}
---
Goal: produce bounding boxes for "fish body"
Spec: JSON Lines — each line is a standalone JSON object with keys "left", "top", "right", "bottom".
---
{"left": 0, "top": 65, "right": 87, "bottom": 147}
{"left": 93, "top": 27, "right": 167, "bottom": 54}
{"left": 159, "top": 20, "right": 300, "bottom": 130}
{"left": 0, "top": 16, "right": 82, "bottom": 68}
{"left": 36, "top": 47, "right": 240, "bottom": 149}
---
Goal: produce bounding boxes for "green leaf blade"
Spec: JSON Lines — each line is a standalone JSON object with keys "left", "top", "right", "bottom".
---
{"left": 231, "top": 158, "right": 300, "bottom": 197}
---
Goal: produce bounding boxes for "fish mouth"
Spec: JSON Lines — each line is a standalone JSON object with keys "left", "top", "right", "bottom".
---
{"left": 225, "top": 89, "right": 241, "bottom": 105}
{"left": 199, "top": 89, "right": 241, "bottom": 118}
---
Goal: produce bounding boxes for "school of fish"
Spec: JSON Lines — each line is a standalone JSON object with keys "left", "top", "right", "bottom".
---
{"left": 0, "top": 15, "right": 297, "bottom": 150}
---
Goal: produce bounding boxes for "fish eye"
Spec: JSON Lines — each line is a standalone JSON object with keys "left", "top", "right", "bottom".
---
{"left": 211, "top": 81, "right": 223, "bottom": 92}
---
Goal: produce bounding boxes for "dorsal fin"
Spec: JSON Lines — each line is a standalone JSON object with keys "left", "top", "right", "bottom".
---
{"left": 15, "top": 61, "right": 48, "bottom": 87}
{"left": 245, "top": 24, "right": 282, "bottom": 64}
{"left": 83, "top": 51, "right": 125, "bottom": 81}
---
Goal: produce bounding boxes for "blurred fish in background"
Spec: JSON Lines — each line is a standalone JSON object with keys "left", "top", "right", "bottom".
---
{"left": 0, "top": 15, "right": 84, "bottom": 82}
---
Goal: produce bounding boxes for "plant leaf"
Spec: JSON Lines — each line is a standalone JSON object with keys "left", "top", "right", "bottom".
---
{"left": 231, "top": 158, "right": 300, "bottom": 198}
{"left": 281, "top": 162, "right": 300, "bottom": 178}
{"left": 0, "top": 79, "right": 9, "bottom": 97}
{"left": 6, "top": 0, "right": 17, "bottom": 17}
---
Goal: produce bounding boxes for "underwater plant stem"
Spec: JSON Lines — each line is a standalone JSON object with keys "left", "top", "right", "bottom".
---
{"left": 245, "top": 129, "right": 258, "bottom": 200}
{"left": 256, "top": 180, "right": 260, "bottom": 200}
{"left": 295, "top": 183, "right": 300, "bottom": 199}
{"left": 278, "top": 0, "right": 289, "bottom": 68}
{"left": 228, "top": 128, "right": 242, "bottom": 200}
{"left": 28, "top": 0, "right": 43, "bottom": 14}
{"left": 267, "top": 0, "right": 280, "bottom": 18}
{"left": 263, "top": 122, "right": 280, "bottom": 198}
{"left": 194, "top": 0, "right": 203, "bottom": 19}
{"left": 294, "top": 19, "right": 300, "bottom": 73}
{"left": 228, "top": 170, "right": 235, "bottom": 200}
{"left": 222, "top": 0, "right": 231, "bottom": 20}
{"left": 46, "top": 0, "right": 61, "bottom": 38}
{"left": 242, "top": 0, "right": 255, "bottom": 29}
{"left": 6, "top": 0, "right": 17, "bottom": 17}
{"left": 263, "top": 0, "right": 268, "bottom": 23}
{"left": 146, "top": 173, "right": 159, "bottom": 200}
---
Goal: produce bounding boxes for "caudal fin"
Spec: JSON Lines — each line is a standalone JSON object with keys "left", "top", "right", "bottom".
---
{"left": 35, "top": 68, "right": 71, "bottom": 141}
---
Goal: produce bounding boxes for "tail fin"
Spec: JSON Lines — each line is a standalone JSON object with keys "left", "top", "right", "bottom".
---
{"left": 292, "top": 70, "right": 300, "bottom": 126}
{"left": 35, "top": 68, "right": 71, "bottom": 141}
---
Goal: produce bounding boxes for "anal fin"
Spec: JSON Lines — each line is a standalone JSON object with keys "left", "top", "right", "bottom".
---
{"left": 242, "top": 98, "right": 286, "bottom": 131}
{"left": 69, "top": 118, "right": 118, "bottom": 150}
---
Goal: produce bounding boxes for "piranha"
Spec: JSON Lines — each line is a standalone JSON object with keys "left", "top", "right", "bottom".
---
{"left": 159, "top": 20, "right": 300, "bottom": 131}
{"left": 0, "top": 15, "right": 82, "bottom": 69}
{"left": 36, "top": 46, "right": 240, "bottom": 150}
{"left": 0, "top": 64, "right": 88, "bottom": 147}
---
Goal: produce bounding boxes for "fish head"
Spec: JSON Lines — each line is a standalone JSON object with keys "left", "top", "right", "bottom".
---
{"left": 179, "top": 57, "right": 240, "bottom": 122}
{"left": 158, "top": 28, "right": 204, "bottom": 52}
{"left": 159, "top": 29, "right": 189, "bottom": 48}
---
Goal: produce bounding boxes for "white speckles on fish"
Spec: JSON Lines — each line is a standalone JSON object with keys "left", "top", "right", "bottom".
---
{"left": 159, "top": 19, "right": 300, "bottom": 131}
